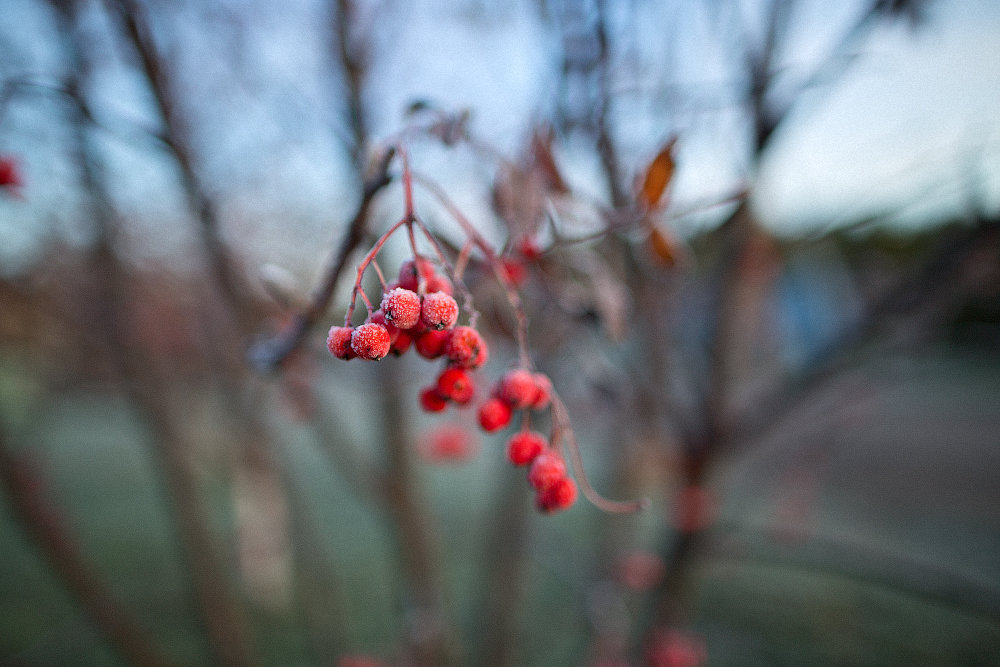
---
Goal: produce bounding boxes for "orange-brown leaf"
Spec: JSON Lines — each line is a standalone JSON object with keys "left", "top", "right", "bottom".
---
{"left": 649, "top": 225, "right": 678, "bottom": 267}
{"left": 640, "top": 137, "right": 677, "bottom": 209}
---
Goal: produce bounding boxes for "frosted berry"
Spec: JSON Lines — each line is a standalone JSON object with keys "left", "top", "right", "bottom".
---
{"left": 397, "top": 257, "right": 437, "bottom": 292}
{"left": 436, "top": 367, "right": 475, "bottom": 405}
{"left": 497, "top": 369, "right": 536, "bottom": 409}
{"left": 419, "top": 386, "right": 448, "bottom": 412}
{"left": 414, "top": 329, "right": 450, "bottom": 359}
{"left": 351, "top": 322, "right": 391, "bottom": 360}
{"left": 327, "top": 326, "right": 355, "bottom": 360}
{"left": 380, "top": 287, "right": 422, "bottom": 329}
{"left": 370, "top": 309, "right": 400, "bottom": 343}
{"left": 528, "top": 452, "right": 567, "bottom": 492}
{"left": 445, "top": 326, "right": 488, "bottom": 369}
{"left": 530, "top": 373, "right": 552, "bottom": 410}
{"left": 477, "top": 397, "right": 512, "bottom": 432}
{"left": 506, "top": 431, "right": 546, "bottom": 466}
{"left": 420, "top": 291, "right": 459, "bottom": 330}
{"left": 536, "top": 476, "right": 577, "bottom": 513}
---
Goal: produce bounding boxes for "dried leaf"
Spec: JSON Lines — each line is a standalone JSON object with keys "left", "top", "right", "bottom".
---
{"left": 639, "top": 137, "right": 677, "bottom": 209}
{"left": 648, "top": 225, "right": 678, "bottom": 267}
{"left": 530, "top": 128, "right": 569, "bottom": 194}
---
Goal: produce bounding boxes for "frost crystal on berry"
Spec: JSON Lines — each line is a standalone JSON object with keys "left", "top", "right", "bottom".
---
{"left": 445, "top": 326, "right": 488, "bottom": 369}
{"left": 370, "top": 310, "right": 400, "bottom": 343}
{"left": 421, "top": 291, "right": 459, "bottom": 330}
{"left": 327, "top": 326, "right": 355, "bottom": 360}
{"left": 381, "top": 287, "right": 422, "bottom": 329}
{"left": 351, "top": 322, "right": 391, "bottom": 360}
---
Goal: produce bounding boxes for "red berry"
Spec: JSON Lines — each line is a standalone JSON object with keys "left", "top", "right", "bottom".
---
{"left": 380, "top": 287, "right": 422, "bottom": 329}
{"left": 436, "top": 367, "right": 475, "bottom": 405}
{"left": 369, "top": 309, "right": 400, "bottom": 343}
{"left": 516, "top": 237, "right": 543, "bottom": 260}
{"left": 500, "top": 257, "right": 527, "bottom": 287}
{"left": 414, "top": 329, "right": 450, "bottom": 359}
{"left": 418, "top": 423, "right": 477, "bottom": 462}
{"left": 419, "top": 386, "right": 448, "bottom": 412}
{"left": 497, "top": 369, "right": 536, "bottom": 409}
{"left": 536, "top": 476, "right": 577, "bottom": 513}
{"left": 445, "top": 326, "right": 488, "bottom": 369}
{"left": 391, "top": 329, "right": 413, "bottom": 356}
{"left": 530, "top": 373, "right": 552, "bottom": 410}
{"left": 0, "top": 157, "right": 22, "bottom": 191}
{"left": 425, "top": 272, "right": 453, "bottom": 295}
{"left": 477, "top": 397, "right": 512, "bottom": 432}
{"left": 506, "top": 431, "right": 546, "bottom": 466}
{"left": 397, "top": 257, "right": 437, "bottom": 292}
{"left": 528, "top": 452, "right": 566, "bottom": 492}
{"left": 351, "top": 322, "right": 391, "bottom": 360}
{"left": 420, "top": 291, "right": 459, "bottom": 330}
{"left": 327, "top": 326, "right": 355, "bottom": 360}
{"left": 645, "top": 629, "right": 707, "bottom": 667}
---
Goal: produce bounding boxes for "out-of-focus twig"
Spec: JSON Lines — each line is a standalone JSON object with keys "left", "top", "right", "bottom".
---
{"left": 52, "top": 3, "right": 260, "bottom": 663}
{"left": 112, "top": 0, "right": 256, "bottom": 332}
{"left": 0, "top": 429, "right": 177, "bottom": 667}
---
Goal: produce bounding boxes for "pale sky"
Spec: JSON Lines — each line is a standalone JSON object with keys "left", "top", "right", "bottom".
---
{"left": 1, "top": 0, "right": 999, "bottom": 277}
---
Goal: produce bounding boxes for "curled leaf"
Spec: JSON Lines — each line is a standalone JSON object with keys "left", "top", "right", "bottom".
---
{"left": 639, "top": 137, "right": 677, "bottom": 210}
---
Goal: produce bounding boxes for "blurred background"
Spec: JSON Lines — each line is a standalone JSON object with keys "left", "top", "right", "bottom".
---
{"left": 1, "top": 0, "right": 999, "bottom": 665}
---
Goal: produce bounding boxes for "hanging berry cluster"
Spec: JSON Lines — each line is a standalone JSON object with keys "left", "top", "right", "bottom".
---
{"left": 322, "top": 142, "right": 643, "bottom": 516}
{"left": 475, "top": 369, "right": 576, "bottom": 512}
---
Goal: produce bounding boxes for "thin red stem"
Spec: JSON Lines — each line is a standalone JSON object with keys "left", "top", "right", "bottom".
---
{"left": 345, "top": 216, "right": 409, "bottom": 325}
{"left": 398, "top": 143, "right": 415, "bottom": 219}
{"left": 412, "top": 172, "right": 531, "bottom": 368}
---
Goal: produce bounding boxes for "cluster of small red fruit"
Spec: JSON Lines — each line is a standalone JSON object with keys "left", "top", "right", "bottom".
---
{"left": 477, "top": 368, "right": 577, "bottom": 512}
{"left": 326, "top": 256, "right": 577, "bottom": 513}
{"left": 326, "top": 257, "right": 485, "bottom": 368}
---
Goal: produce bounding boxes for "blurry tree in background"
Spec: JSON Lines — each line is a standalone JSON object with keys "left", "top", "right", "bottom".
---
{"left": 1, "top": 0, "right": 999, "bottom": 665}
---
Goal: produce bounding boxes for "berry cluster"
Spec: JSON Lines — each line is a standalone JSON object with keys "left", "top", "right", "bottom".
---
{"left": 327, "top": 256, "right": 490, "bottom": 412}
{"left": 327, "top": 257, "right": 485, "bottom": 366}
{"left": 325, "top": 254, "right": 577, "bottom": 513}
{"left": 477, "top": 368, "right": 577, "bottom": 513}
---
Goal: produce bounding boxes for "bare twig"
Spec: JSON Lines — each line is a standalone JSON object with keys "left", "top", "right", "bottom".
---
{"left": 0, "top": 430, "right": 178, "bottom": 667}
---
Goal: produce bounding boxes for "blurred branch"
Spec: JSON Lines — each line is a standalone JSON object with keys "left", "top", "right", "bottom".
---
{"left": 333, "top": 0, "right": 369, "bottom": 165}
{"left": 51, "top": 3, "right": 260, "bottom": 663}
{"left": 377, "top": 365, "right": 460, "bottom": 667}
{"left": 248, "top": 146, "right": 394, "bottom": 372}
{"left": 0, "top": 430, "right": 177, "bottom": 667}
{"left": 111, "top": 0, "right": 256, "bottom": 331}
{"left": 724, "top": 217, "right": 1000, "bottom": 456}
